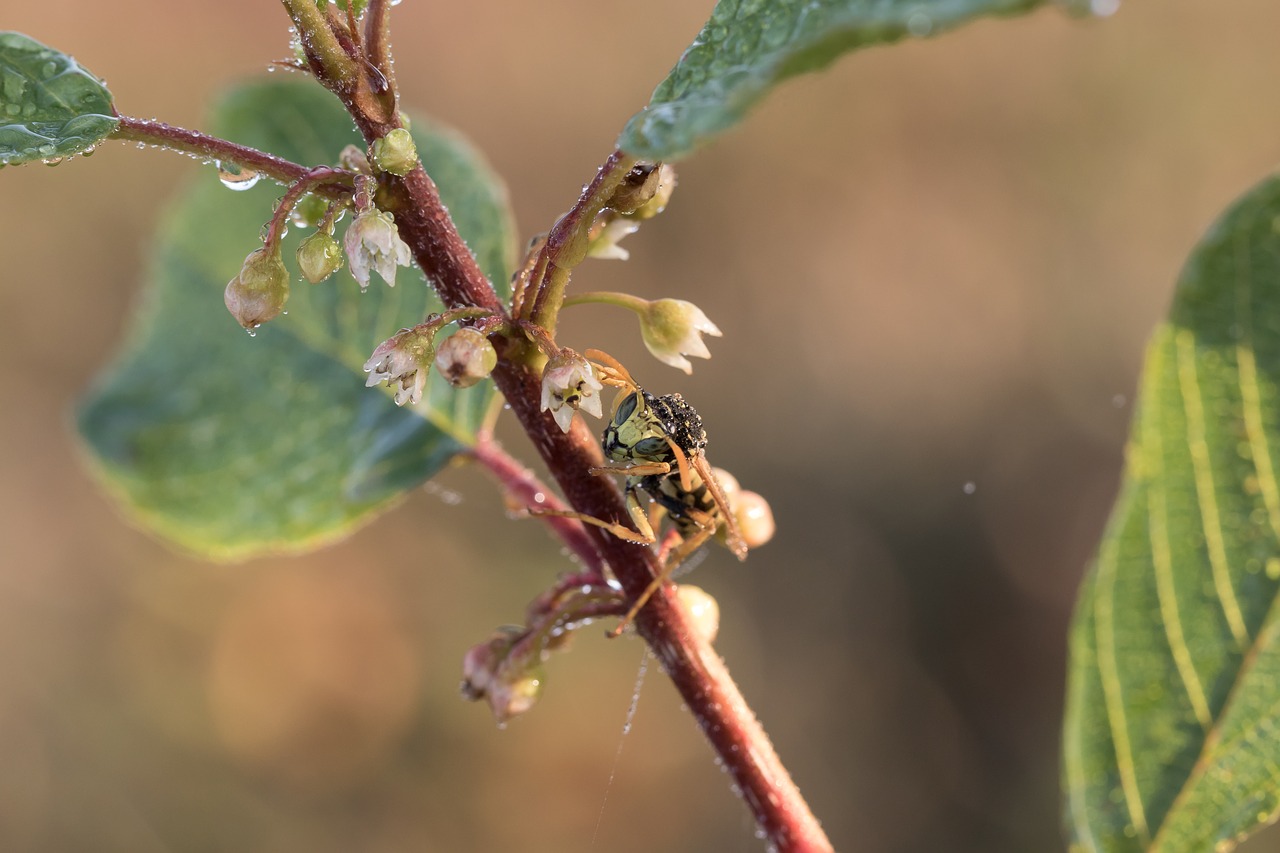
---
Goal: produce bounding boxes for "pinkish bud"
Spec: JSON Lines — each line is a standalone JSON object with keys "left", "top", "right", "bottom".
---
{"left": 434, "top": 328, "right": 497, "bottom": 388}
{"left": 224, "top": 246, "right": 289, "bottom": 330}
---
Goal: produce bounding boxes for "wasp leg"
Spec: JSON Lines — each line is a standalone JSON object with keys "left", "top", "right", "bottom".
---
{"left": 588, "top": 461, "right": 671, "bottom": 478}
{"left": 526, "top": 507, "right": 654, "bottom": 545}
{"left": 527, "top": 486, "right": 658, "bottom": 547}
{"left": 608, "top": 511, "right": 718, "bottom": 639}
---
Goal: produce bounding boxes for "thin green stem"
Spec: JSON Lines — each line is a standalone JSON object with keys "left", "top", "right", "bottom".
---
{"left": 561, "top": 291, "right": 650, "bottom": 314}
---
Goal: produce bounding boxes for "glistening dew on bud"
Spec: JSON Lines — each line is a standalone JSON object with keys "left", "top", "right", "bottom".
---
{"left": 224, "top": 246, "right": 289, "bottom": 330}
{"left": 434, "top": 328, "right": 497, "bottom": 388}
{"left": 296, "top": 231, "right": 344, "bottom": 284}
{"left": 364, "top": 326, "right": 435, "bottom": 406}
{"left": 344, "top": 208, "right": 413, "bottom": 290}
{"left": 371, "top": 128, "right": 419, "bottom": 177}
{"left": 639, "top": 298, "right": 722, "bottom": 374}
{"left": 540, "top": 349, "right": 604, "bottom": 433}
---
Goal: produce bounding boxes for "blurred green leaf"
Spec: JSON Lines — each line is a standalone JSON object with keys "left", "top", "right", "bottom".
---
{"left": 77, "top": 79, "right": 515, "bottom": 560}
{"left": 1064, "top": 175, "right": 1280, "bottom": 852}
{"left": 0, "top": 32, "right": 117, "bottom": 165}
{"left": 618, "top": 0, "right": 1085, "bottom": 161}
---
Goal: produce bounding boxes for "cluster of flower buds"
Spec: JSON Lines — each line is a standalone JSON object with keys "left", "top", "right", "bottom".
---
{"left": 364, "top": 318, "right": 498, "bottom": 405}
{"left": 222, "top": 130, "right": 420, "bottom": 331}
{"left": 539, "top": 348, "right": 605, "bottom": 433}
{"left": 587, "top": 162, "right": 676, "bottom": 261}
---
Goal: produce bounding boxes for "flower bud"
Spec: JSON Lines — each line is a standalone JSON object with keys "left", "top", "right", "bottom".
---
{"left": 371, "top": 128, "right": 419, "bottom": 177}
{"left": 540, "top": 349, "right": 605, "bottom": 433}
{"left": 434, "top": 328, "right": 497, "bottom": 388}
{"left": 460, "top": 628, "right": 544, "bottom": 723}
{"left": 732, "top": 489, "right": 776, "bottom": 549}
{"left": 607, "top": 163, "right": 663, "bottom": 215}
{"left": 296, "top": 231, "right": 344, "bottom": 284}
{"left": 675, "top": 584, "right": 720, "bottom": 645}
{"left": 344, "top": 208, "right": 413, "bottom": 290}
{"left": 224, "top": 246, "right": 289, "bottom": 329}
{"left": 626, "top": 163, "right": 676, "bottom": 221}
{"left": 638, "top": 298, "right": 722, "bottom": 374}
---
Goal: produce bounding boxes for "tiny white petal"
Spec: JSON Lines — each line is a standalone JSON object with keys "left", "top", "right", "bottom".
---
{"left": 579, "top": 387, "right": 604, "bottom": 419}
{"left": 552, "top": 403, "right": 575, "bottom": 433}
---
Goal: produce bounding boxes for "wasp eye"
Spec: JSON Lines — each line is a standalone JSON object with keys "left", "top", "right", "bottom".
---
{"left": 633, "top": 437, "right": 667, "bottom": 456}
{"left": 615, "top": 392, "right": 639, "bottom": 424}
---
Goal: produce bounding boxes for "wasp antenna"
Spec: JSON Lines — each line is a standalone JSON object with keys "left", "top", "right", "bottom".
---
{"left": 665, "top": 436, "right": 694, "bottom": 493}
{"left": 693, "top": 453, "right": 748, "bottom": 560}
{"left": 584, "top": 348, "right": 636, "bottom": 388}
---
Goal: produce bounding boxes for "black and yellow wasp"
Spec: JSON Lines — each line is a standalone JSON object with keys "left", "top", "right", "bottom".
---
{"left": 546, "top": 350, "right": 748, "bottom": 631}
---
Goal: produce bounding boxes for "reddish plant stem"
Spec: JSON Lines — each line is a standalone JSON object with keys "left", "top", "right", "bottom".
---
{"left": 111, "top": 116, "right": 355, "bottom": 201}
{"left": 312, "top": 27, "right": 833, "bottom": 853}
{"left": 470, "top": 433, "right": 605, "bottom": 578}
{"left": 263, "top": 166, "right": 352, "bottom": 250}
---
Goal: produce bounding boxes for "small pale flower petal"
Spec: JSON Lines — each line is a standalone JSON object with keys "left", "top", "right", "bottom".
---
{"left": 344, "top": 208, "right": 413, "bottom": 290}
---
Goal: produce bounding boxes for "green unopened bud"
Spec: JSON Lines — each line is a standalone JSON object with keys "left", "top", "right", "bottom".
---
{"left": 608, "top": 163, "right": 662, "bottom": 214}
{"left": 224, "top": 246, "right": 289, "bottom": 330}
{"left": 371, "top": 128, "right": 419, "bottom": 177}
{"left": 296, "top": 231, "right": 344, "bottom": 284}
{"left": 434, "top": 328, "right": 497, "bottom": 388}
{"left": 626, "top": 163, "right": 676, "bottom": 221}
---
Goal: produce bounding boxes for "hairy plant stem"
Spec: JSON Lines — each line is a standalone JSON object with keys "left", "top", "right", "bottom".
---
{"left": 289, "top": 8, "right": 833, "bottom": 849}
{"left": 112, "top": 117, "right": 355, "bottom": 201}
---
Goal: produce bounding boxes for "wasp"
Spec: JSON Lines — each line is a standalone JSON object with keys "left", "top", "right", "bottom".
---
{"left": 538, "top": 349, "right": 748, "bottom": 634}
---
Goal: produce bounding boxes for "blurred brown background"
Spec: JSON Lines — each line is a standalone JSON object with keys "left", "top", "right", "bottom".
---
{"left": 1, "top": 1, "right": 1277, "bottom": 851}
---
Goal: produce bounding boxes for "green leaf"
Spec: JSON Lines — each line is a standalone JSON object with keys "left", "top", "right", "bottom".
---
{"left": 1064, "top": 175, "right": 1280, "bottom": 852}
{"left": 0, "top": 32, "right": 118, "bottom": 165}
{"left": 618, "top": 0, "right": 1086, "bottom": 161}
{"left": 77, "top": 79, "right": 515, "bottom": 560}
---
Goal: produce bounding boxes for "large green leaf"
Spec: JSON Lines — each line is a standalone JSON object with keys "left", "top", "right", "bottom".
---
{"left": 1064, "top": 176, "right": 1280, "bottom": 852}
{"left": 78, "top": 79, "right": 515, "bottom": 560}
{"left": 0, "top": 32, "right": 118, "bottom": 165}
{"left": 618, "top": 0, "right": 1089, "bottom": 161}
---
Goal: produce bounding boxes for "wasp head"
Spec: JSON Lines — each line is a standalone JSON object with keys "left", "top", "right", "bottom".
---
{"left": 602, "top": 388, "right": 707, "bottom": 464}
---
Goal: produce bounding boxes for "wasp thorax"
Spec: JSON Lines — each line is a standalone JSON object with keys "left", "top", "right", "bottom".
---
{"left": 649, "top": 392, "right": 707, "bottom": 456}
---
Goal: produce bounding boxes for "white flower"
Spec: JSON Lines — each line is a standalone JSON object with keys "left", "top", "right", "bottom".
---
{"left": 363, "top": 326, "right": 433, "bottom": 406}
{"left": 344, "top": 208, "right": 413, "bottom": 290}
{"left": 540, "top": 350, "right": 604, "bottom": 433}
{"left": 586, "top": 218, "right": 640, "bottom": 261}
{"left": 639, "top": 298, "right": 722, "bottom": 374}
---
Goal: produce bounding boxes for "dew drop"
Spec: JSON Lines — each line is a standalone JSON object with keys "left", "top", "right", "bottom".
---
{"left": 216, "top": 161, "right": 261, "bottom": 191}
{"left": 42, "top": 156, "right": 63, "bottom": 167}
{"left": 962, "top": 481, "right": 977, "bottom": 495}
{"left": 41, "top": 61, "right": 57, "bottom": 78}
